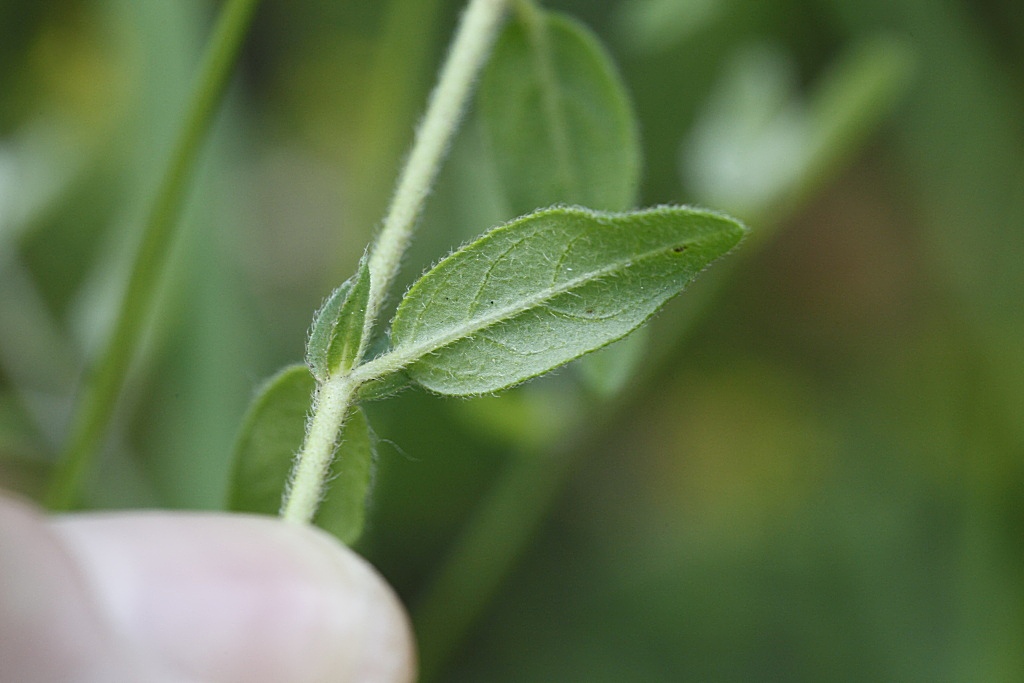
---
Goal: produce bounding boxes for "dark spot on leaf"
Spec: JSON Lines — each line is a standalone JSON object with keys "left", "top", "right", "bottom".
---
{"left": 672, "top": 245, "right": 687, "bottom": 253}
{"left": 586, "top": 309, "right": 595, "bottom": 314}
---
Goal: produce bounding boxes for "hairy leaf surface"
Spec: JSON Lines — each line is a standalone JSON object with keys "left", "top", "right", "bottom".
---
{"left": 480, "top": 8, "right": 646, "bottom": 392}
{"left": 306, "top": 254, "right": 370, "bottom": 382}
{"left": 478, "top": 9, "right": 640, "bottom": 215}
{"left": 388, "top": 206, "right": 746, "bottom": 395}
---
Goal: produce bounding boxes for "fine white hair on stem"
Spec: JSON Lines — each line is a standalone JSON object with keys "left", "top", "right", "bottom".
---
{"left": 364, "top": 0, "right": 510, "bottom": 345}
{"left": 282, "top": 0, "right": 511, "bottom": 526}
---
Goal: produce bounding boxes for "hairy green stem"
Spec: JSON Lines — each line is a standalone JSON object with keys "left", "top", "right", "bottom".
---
{"left": 280, "top": 376, "right": 357, "bottom": 524}
{"left": 281, "top": 0, "right": 510, "bottom": 525}
{"left": 352, "top": 0, "right": 445, "bottom": 228}
{"left": 364, "top": 0, "right": 510, "bottom": 338}
{"left": 44, "top": 0, "right": 261, "bottom": 511}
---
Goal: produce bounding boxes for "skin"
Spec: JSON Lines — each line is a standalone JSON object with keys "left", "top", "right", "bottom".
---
{"left": 0, "top": 492, "right": 416, "bottom": 683}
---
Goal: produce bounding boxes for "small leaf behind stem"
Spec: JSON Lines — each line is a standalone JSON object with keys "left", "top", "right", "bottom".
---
{"left": 479, "top": 8, "right": 640, "bottom": 216}
{"left": 312, "top": 406, "right": 373, "bottom": 545}
{"left": 387, "top": 206, "right": 746, "bottom": 395}
{"left": 228, "top": 365, "right": 313, "bottom": 517}
{"left": 228, "top": 364, "right": 374, "bottom": 544}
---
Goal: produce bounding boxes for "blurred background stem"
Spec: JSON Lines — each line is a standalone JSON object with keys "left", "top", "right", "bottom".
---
{"left": 44, "top": 0, "right": 261, "bottom": 511}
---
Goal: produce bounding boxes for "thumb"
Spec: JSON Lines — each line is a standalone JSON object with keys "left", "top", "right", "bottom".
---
{"left": 0, "top": 493, "right": 416, "bottom": 683}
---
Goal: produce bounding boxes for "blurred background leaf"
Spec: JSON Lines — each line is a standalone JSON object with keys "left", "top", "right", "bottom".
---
{"left": 1, "top": 0, "right": 1022, "bottom": 680}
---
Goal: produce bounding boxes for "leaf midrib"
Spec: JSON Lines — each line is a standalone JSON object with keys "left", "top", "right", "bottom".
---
{"left": 351, "top": 237, "right": 701, "bottom": 384}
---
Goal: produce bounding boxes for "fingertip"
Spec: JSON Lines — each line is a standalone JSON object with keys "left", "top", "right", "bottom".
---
{"left": 52, "top": 512, "right": 416, "bottom": 683}
{"left": 285, "top": 521, "right": 418, "bottom": 683}
{"left": 0, "top": 493, "right": 188, "bottom": 683}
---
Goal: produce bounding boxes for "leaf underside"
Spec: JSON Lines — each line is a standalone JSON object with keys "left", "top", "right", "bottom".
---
{"left": 479, "top": 9, "right": 640, "bottom": 216}
{"left": 228, "top": 364, "right": 314, "bottom": 517}
{"left": 308, "top": 284, "right": 352, "bottom": 383}
{"left": 327, "top": 254, "right": 371, "bottom": 376}
{"left": 389, "top": 205, "right": 746, "bottom": 396}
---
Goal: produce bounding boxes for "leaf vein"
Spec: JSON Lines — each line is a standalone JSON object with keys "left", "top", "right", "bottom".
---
{"left": 466, "top": 230, "right": 532, "bottom": 317}
{"left": 391, "top": 241, "right": 680, "bottom": 366}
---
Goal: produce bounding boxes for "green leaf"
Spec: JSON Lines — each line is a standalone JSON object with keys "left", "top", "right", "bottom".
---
{"left": 227, "top": 364, "right": 375, "bottom": 544}
{"left": 328, "top": 255, "right": 371, "bottom": 375}
{"left": 357, "top": 369, "right": 413, "bottom": 402}
{"left": 312, "top": 406, "right": 374, "bottom": 545}
{"left": 479, "top": 8, "right": 645, "bottom": 394}
{"left": 306, "top": 254, "right": 371, "bottom": 382}
{"left": 614, "top": 0, "right": 725, "bottom": 55}
{"left": 228, "top": 364, "right": 314, "bottom": 516}
{"left": 478, "top": 8, "right": 640, "bottom": 215}
{"left": 308, "top": 284, "right": 351, "bottom": 382}
{"left": 388, "top": 206, "right": 746, "bottom": 396}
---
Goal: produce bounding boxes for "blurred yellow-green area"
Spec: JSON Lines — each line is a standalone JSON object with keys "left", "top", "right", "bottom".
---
{"left": 2, "top": 0, "right": 1023, "bottom": 680}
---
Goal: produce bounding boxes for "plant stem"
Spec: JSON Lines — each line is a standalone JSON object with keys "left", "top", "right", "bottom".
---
{"left": 280, "top": 376, "right": 357, "bottom": 524}
{"left": 281, "top": 0, "right": 510, "bottom": 525}
{"left": 44, "top": 0, "right": 261, "bottom": 511}
{"left": 364, "top": 0, "right": 510, "bottom": 339}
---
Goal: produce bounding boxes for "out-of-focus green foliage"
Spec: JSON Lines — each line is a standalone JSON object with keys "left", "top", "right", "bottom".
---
{"left": 1, "top": 0, "right": 1023, "bottom": 680}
